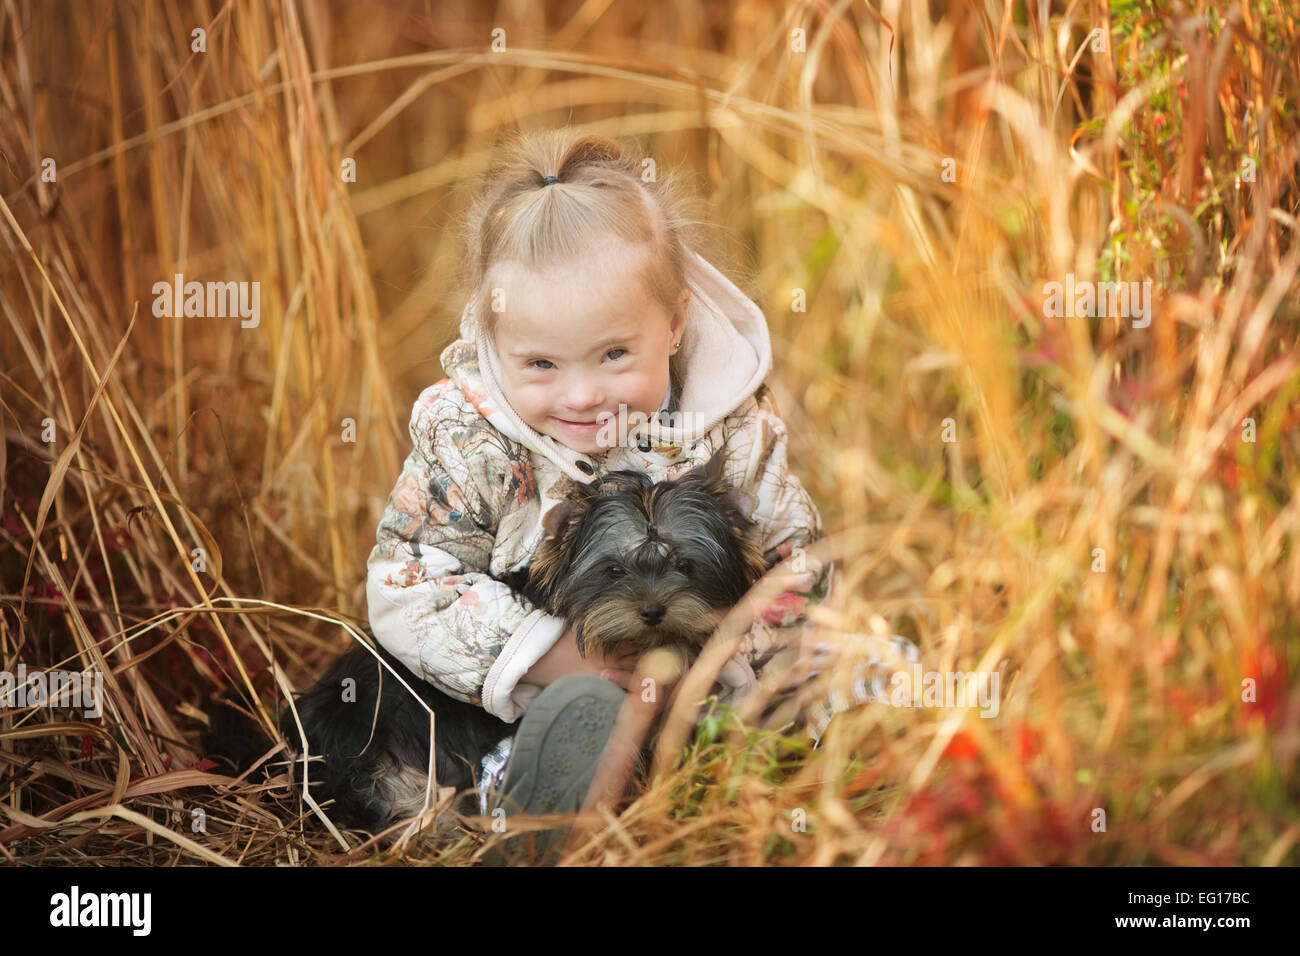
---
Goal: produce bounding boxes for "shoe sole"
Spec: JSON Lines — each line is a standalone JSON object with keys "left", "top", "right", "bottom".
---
{"left": 480, "top": 675, "right": 625, "bottom": 865}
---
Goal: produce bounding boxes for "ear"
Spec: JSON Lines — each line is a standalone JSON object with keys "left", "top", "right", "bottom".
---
{"left": 541, "top": 500, "right": 574, "bottom": 539}
{"left": 670, "top": 291, "right": 689, "bottom": 339}
{"left": 529, "top": 501, "right": 581, "bottom": 607}
{"left": 684, "top": 442, "right": 728, "bottom": 485}
{"left": 717, "top": 488, "right": 757, "bottom": 531}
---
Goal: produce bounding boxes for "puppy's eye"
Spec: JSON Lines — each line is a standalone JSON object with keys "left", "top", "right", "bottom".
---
{"left": 675, "top": 559, "right": 693, "bottom": 575}
{"left": 607, "top": 564, "right": 626, "bottom": 579}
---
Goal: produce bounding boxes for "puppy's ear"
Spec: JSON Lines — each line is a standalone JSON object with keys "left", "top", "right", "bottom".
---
{"left": 531, "top": 502, "right": 579, "bottom": 608}
{"left": 684, "top": 442, "right": 729, "bottom": 485}
{"left": 541, "top": 501, "right": 575, "bottom": 540}
{"left": 717, "top": 488, "right": 757, "bottom": 532}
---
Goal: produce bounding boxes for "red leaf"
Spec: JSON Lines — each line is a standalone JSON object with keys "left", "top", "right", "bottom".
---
{"left": 943, "top": 730, "right": 980, "bottom": 762}
{"left": 1014, "top": 721, "right": 1043, "bottom": 760}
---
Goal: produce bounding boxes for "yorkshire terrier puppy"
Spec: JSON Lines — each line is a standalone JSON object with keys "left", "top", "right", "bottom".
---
{"left": 263, "top": 451, "right": 770, "bottom": 833}
{"left": 505, "top": 458, "right": 769, "bottom": 659}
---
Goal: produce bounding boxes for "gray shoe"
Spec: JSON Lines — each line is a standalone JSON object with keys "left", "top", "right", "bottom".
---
{"left": 479, "top": 674, "right": 624, "bottom": 866}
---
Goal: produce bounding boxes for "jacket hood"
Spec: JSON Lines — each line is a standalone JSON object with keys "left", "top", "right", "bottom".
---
{"left": 440, "top": 249, "right": 773, "bottom": 484}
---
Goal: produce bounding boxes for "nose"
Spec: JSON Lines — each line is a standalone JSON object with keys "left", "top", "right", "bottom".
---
{"left": 638, "top": 602, "right": 665, "bottom": 626}
{"left": 562, "top": 376, "right": 604, "bottom": 411}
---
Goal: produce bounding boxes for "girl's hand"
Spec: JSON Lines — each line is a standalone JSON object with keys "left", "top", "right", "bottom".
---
{"left": 523, "top": 621, "right": 641, "bottom": 689}
{"left": 743, "top": 569, "right": 817, "bottom": 629}
{"left": 761, "top": 567, "right": 818, "bottom": 595}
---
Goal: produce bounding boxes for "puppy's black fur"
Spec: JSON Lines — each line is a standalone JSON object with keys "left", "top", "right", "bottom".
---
{"left": 283, "top": 639, "right": 512, "bottom": 834}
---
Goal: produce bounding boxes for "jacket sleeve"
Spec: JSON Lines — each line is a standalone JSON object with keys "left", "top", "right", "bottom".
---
{"left": 365, "top": 384, "right": 567, "bottom": 722}
{"left": 720, "top": 386, "right": 833, "bottom": 680}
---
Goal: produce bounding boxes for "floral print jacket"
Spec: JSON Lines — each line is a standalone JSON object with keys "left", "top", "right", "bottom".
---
{"left": 366, "top": 250, "right": 831, "bottom": 723}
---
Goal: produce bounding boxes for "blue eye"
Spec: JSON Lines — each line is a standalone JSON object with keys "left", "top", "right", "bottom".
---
{"left": 606, "top": 348, "right": 627, "bottom": 361}
{"left": 529, "top": 359, "right": 555, "bottom": 370}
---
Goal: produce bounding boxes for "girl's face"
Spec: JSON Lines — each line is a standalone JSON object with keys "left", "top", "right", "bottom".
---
{"left": 491, "top": 240, "right": 687, "bottom": 455}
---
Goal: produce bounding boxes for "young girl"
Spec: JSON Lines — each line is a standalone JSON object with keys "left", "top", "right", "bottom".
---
{"left": 365, "top": 130, "right": 839, "bottom": 862}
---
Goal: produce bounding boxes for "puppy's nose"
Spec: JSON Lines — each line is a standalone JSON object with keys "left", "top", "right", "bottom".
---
{"left": 638, "top": 602, "right": 665, "bottom": 626}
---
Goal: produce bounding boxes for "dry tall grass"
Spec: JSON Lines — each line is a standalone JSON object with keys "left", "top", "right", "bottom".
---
{"left": 1, "top": 0, "right": 1295, "bottom": 865}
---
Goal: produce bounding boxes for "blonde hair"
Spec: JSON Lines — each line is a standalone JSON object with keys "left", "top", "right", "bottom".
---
{"left": 453, "top": 130, "right": 736, "bottom": 385}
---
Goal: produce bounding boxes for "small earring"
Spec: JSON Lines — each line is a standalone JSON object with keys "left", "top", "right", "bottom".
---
{"left": 674, "top": 342, "right": 681, "bottom": 349}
